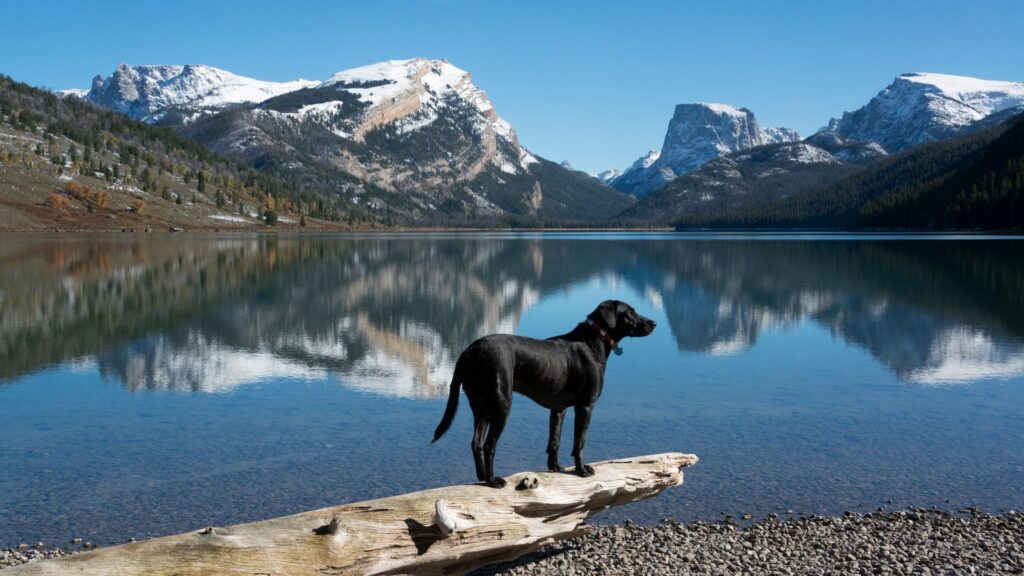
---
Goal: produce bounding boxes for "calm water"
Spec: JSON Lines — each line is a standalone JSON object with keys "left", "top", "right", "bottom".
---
{"left": 1, "top": 233, "right": 1023, "bottom": 547}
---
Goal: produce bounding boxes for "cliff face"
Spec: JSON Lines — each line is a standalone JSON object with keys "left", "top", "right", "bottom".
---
{"left": 611, "top": 103, "right": 799, "bottom": 198}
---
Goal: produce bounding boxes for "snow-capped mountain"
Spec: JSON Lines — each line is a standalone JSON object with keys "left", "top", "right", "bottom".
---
{"left": 826, "top": 72, "right": 1024, "bottom": 153}
{"left": 81, "top": 63, "right": 317, "bottom": 124}
{"left": 620, "top": 132, "right": 886, "bottom": 224}
{"left": 174, "top": 58, "right": 633, "bottom": 221}
{"left": 262, "top": 58, "right": 540, "bottom": 176}
{"left": 608, "top": 150, "right": 661, "bottom": 196}
{"left": 611, "top": 103, "right": 799, "bottom": 197}
{"left": 67, "top": 58, "right": 631, "bottom": 222}
{"left": 594, "top": 169, "right": 621, "bottom": 184}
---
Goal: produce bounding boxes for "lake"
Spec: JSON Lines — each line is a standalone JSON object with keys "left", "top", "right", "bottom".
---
{"left": 1, "top": 233, "right": 1023, "bottom": 548}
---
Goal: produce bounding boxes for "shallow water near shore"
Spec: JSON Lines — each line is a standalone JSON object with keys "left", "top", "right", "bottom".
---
{"left": 2, "top": 233, "right": 1023, "bottom": 547}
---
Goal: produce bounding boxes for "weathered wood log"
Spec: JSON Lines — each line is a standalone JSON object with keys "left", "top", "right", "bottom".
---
{"left": 8, "top": 452, "right": 698, "bottom": 576}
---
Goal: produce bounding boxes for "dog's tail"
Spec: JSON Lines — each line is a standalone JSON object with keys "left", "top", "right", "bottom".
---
{"left": 432, "top": 361, "right": 463, "bottom": 443}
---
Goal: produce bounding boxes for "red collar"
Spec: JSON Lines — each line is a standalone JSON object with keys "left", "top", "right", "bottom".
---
{"left": 585, "top": 317, "right": 617, "bottom": 348}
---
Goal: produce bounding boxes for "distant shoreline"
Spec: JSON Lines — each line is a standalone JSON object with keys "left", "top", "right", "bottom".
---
{"left": 4, "top": 227, "right": 1024, "bottom": 236}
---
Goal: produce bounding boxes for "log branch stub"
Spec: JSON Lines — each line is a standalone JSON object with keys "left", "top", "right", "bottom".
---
{"left": 313, "top": 516, "right": 342, "bottom": 536}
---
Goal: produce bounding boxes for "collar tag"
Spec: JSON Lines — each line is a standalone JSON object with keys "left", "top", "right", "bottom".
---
{"left": 613, "top": 346, "right": 624, "bottom": 356}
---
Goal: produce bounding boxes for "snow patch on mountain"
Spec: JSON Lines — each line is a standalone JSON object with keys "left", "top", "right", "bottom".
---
{"left": 699, "top": 102, "right": 749, "bottom": 117}
{"left": 781, "top": 143, "right": 838, "bottom": 165}
{"left": 902, "top": 72, "right": 1024, "bottom": 113}
{"left": 55, "top": 88, "right": 89, "bottom": 98}
{"left": 762, "top": 126, "right": 801, "bottom": 144}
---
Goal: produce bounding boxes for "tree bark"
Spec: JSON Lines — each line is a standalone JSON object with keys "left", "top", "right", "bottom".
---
{"left": 7, "top": 452, "right": 698, "bottom": 576}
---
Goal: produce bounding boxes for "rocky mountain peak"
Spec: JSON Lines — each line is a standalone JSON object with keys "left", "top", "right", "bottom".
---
{"left": 293, "top": 58, "right": 537, "bottom": 175}
{"left": 594, "top": 169, "right": 621, "bottom": 184}
{"left": 658, "top": 103, "right": 765, "bottom": 172}
{"left": 611, "top": 104, "right": 798, "bottom": 197}
{"left": 826, "top": 72, "right": 1024, "bottom": 153}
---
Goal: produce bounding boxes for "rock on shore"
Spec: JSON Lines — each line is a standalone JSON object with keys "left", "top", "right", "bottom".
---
{"left": 474, "top": 509, "right": 1024, "bottom": 575}
{"left": 1, "top": 547, "right": 74, "bottom": 570}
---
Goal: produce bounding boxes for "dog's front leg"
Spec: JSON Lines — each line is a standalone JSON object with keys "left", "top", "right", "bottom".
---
{"left": 570, "top": 404, "right": 595, "bottom": 477}
{"left": 546, "top": 409, "right": 565, "bottom": 471}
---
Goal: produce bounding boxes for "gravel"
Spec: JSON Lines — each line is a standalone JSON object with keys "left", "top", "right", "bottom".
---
{"left": 1, "top": 545, "right": 78, "bottom": 570}
{"left": 4, "top": 509, "right": 1022, "bottom": 574}
{"left": 473, "top": 509, "right": 1024, "bottom": 575}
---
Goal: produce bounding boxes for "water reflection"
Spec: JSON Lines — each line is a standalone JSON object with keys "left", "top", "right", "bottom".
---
{"left": 2, "top": 235, "right": 1022, "bottom": 393}
{"left": 628, "top": 241, "right": 1024, "bottom": 384}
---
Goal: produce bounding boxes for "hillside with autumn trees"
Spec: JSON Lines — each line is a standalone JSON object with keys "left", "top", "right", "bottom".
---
{"left": 0, "top": 75, "right": 382, "bottom": 231}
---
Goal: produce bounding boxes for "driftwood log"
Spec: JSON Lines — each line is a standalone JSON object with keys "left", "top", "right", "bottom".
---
{"left": 8, "top": 452, "right": 698, "bottom": 576}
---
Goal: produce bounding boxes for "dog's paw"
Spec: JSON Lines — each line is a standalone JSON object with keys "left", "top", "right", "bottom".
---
{"left": 486, "top": 477, "right": 508, "bottom": 489}
{"left": 575, "top": 464, "right": 595, "bottom": 478}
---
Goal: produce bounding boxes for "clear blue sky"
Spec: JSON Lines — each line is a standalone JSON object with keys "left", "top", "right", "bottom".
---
{"left": 2, "top": 0, "right": 1022, "bottom": 173}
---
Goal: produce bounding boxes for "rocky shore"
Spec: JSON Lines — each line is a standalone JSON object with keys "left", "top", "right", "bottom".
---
{"left": 475, "top": 509, "right": 1024, "bottom": 575}
{"left": 4, "top": 509, "right": 1022, "bottom": 574}
{"left": 1, "top": 546, "right": 74, "bottom": 570}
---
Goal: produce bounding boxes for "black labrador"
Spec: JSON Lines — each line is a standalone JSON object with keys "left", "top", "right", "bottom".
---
{"left": 432, "top": 300, "right": 656, "bottom": 487}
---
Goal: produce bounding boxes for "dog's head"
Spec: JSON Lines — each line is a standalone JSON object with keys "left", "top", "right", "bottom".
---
{"left": 588, "top": 300, "right": 656, "bottom": 339}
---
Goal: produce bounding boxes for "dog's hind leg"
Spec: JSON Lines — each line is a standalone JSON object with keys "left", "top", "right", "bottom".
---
{"left": 546, "top": 409, "right": 566, "bottom": 472}
{"left": 471, "top": 414, "right": 487, "bottom": 482}
{"left": 483, "top": 408, "right": 509, "bottom": 488}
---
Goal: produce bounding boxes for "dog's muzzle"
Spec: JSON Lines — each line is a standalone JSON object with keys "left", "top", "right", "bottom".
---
{"left": 634, "top": 318, "right": 657, "bottom": 336}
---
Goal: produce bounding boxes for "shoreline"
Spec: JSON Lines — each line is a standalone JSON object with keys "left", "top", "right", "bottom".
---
{"left": 3, "top": 227, "right": 1024, "bottom": 236}
{"left": 4, "top": 509, "right": 1021, "bottom": 574}
{"left": 472, "top": 508, "right": 1023, "bottom": 575}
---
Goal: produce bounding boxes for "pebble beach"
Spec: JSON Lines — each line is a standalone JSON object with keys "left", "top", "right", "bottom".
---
{"left": 474, "top": 509, "right": 1024, "bottom": 575}
{"left": 4, "top": 509, "right": 1022, "bottom": 574}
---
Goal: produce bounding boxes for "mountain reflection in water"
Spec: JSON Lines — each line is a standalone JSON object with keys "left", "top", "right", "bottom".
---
{"left": 1, "top": 235, "right": 1022, "bottom": 394}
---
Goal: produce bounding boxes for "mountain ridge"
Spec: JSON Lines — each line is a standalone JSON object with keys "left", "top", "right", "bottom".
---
{"left": 666, "top": 115, "right": 1024, "bottom": 229}
{"left": 69, "top": 59, "right": 633, "bottom": 224}
{"left": 825, "top": 72, "right": 1024, "bottom": 153}
{"left": 50, "top": 67, "right": 1024, "bottom": 229}
{"left": 83, "top": 63, "right": 318, "bottom": 124}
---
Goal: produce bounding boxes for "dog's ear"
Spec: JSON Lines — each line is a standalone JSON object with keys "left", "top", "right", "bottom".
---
{"left": 589, "top": 300, "right": 619, "bottom": 329}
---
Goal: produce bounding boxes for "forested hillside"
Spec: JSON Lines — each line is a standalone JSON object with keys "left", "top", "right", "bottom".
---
{"left": 672, "top": 117, "right": 1024, "bottom": 230}
{"left": 0, "top": 75, "right": 374, "bottom": 231}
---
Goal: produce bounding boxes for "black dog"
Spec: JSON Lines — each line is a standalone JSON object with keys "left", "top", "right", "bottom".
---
{"left": 432, "top": 300, "right": 656, "bottom": 488}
